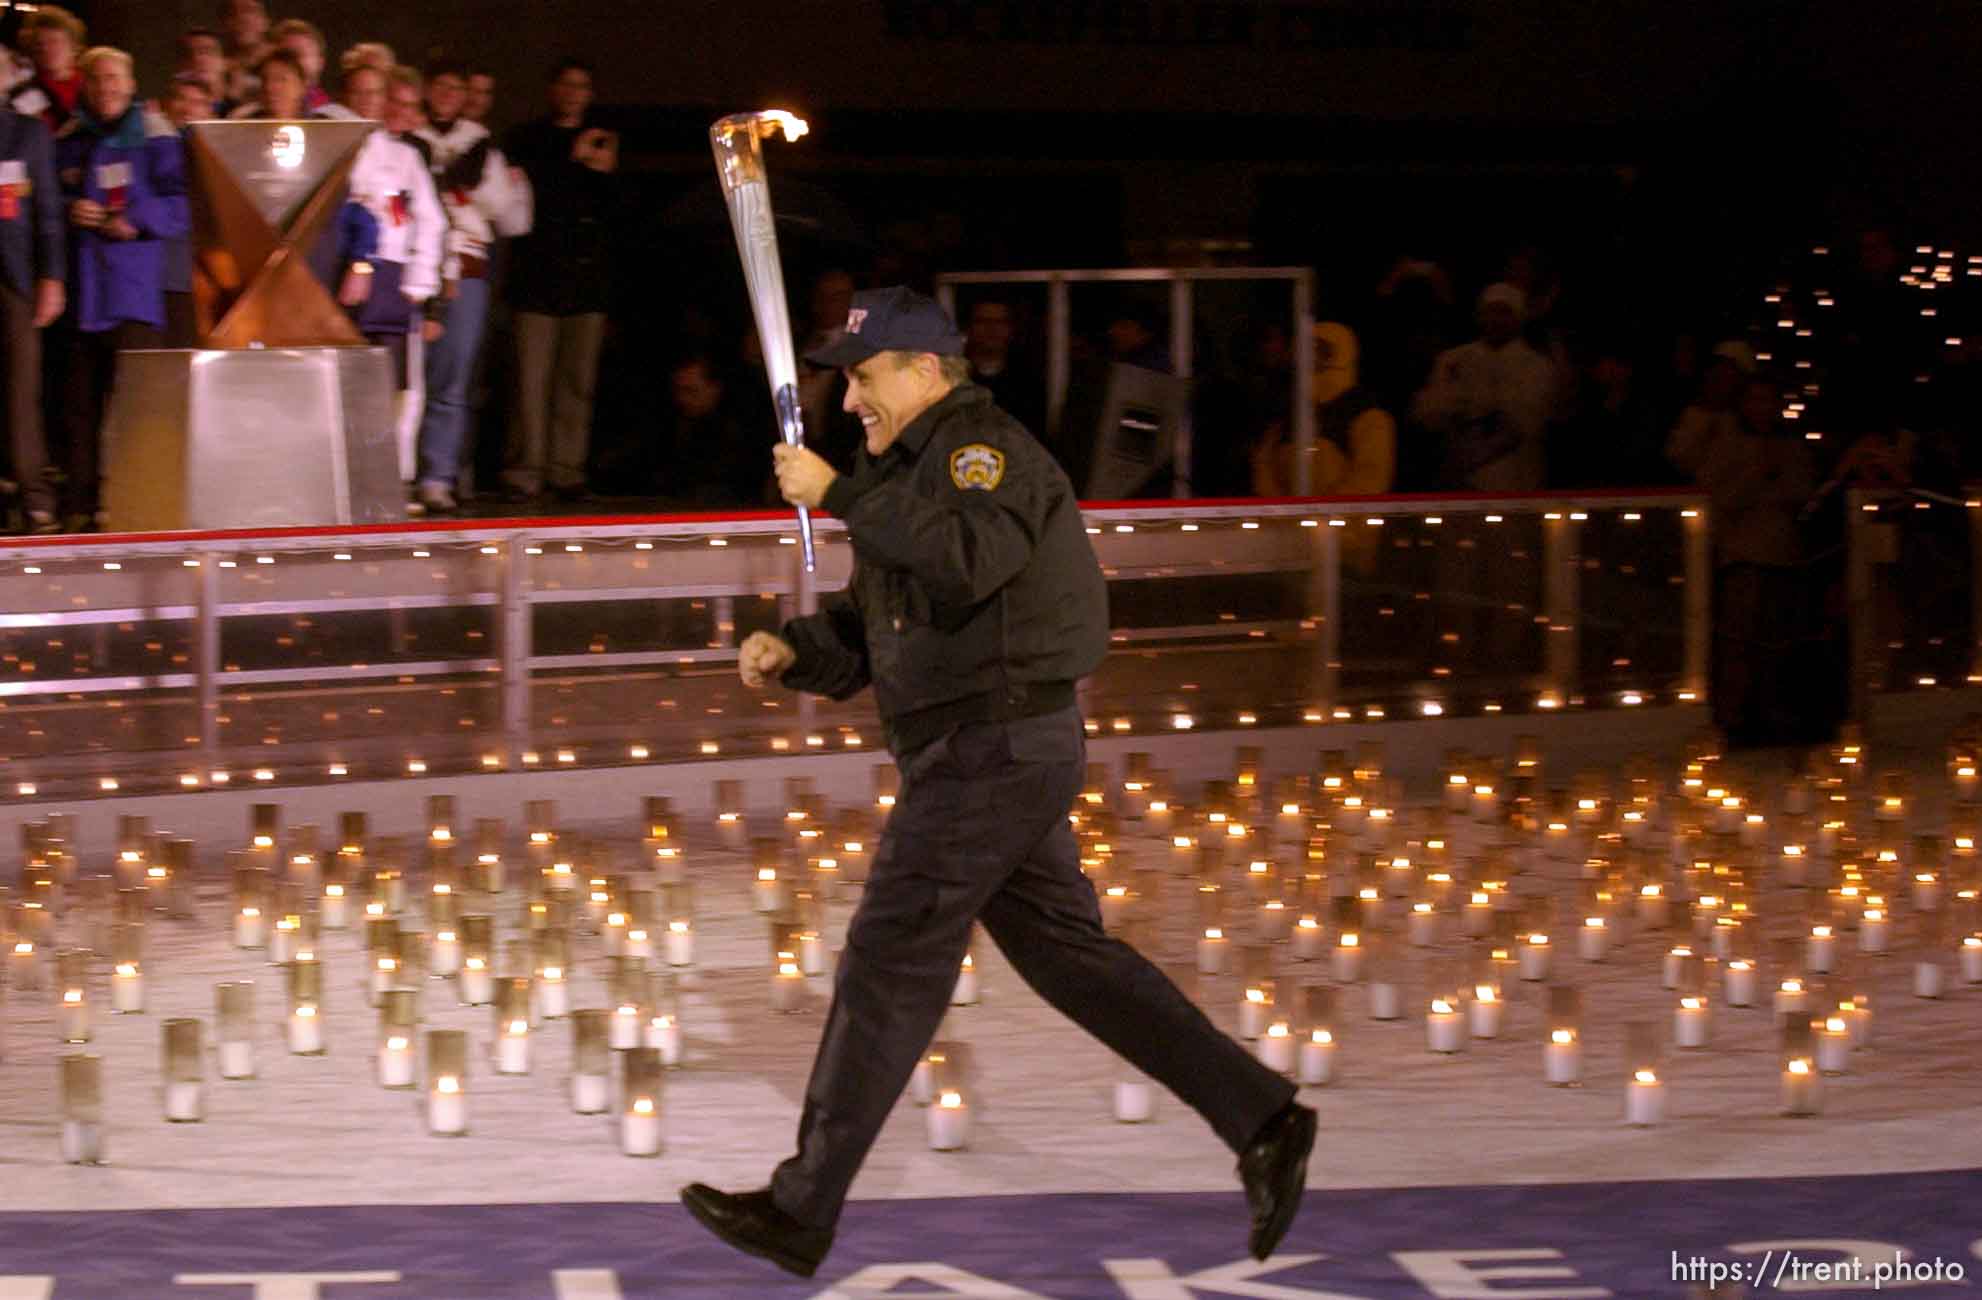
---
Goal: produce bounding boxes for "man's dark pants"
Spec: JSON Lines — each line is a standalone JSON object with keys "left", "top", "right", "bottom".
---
{"left": 770, "top": 704, "right": 1296, "bottom": 1229}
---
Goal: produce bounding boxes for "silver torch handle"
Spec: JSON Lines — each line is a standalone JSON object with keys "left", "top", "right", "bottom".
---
{"left": 710, "top": 110, "right": 815, "bottom": 572}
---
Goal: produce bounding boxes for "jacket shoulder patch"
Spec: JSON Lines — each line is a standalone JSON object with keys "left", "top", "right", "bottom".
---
{"left": 949, "top": 442, "right": 1006, "bottom": 491}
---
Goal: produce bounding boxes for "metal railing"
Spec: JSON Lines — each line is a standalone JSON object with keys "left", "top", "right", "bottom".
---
{"left": 0, "top": 490, "right": 1714, "bottom": 802}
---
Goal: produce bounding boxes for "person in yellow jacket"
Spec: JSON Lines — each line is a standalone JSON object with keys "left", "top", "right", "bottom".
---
{"left": 1250, "top": 320, "right": 1396, "bottom": 499}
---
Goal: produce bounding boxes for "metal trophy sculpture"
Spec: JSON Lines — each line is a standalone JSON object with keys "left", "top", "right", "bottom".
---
{"left": 102, "top": 119, "right": 400, "bottom": 530}
{"left": 710, "top": 110, "right": 816, "bottom": 571}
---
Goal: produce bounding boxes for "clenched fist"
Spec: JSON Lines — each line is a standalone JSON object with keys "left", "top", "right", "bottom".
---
{"left": 738, "top": 630, "right": 797, "bottom": 688}
{"left": 772, "top": 442, "right": 837, "bottom": 510}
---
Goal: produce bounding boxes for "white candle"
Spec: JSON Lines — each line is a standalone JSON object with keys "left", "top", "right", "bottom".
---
{"left": 1408, "top": 906, "right": 1440, "bottom": 947}
{"left": 622, "top": 1099, "right": 663, "bottom": 1157}
{"left": 288, "top": 1006, "right": 324, "bottom": 1054}
{"left": 1544, "top": 1029, "right": 1581, "bottom": 1085}
{"left": 1636, "top": 884, "right": 1669, "bottom": 929}
{"left": 1463, "top": 896, "right": 1493, "bottom": 937}
{"left": 793, "top": 932, "right": 823, "bottom": 977}
{"left": 537, "top": 968, "right": 569, "bottom": 1019}
{"left": 234, "top": 907, "right": 266, "bottom": 949}
{"left": 1577, "top": 917, "right": 1608, "bottom": 962}
{"left": 1858, "top": 910, "right": 1890, "bottom": 953}
{"left": 1624, "top": 1070, "right": 1664, "bottom": 1125}
{"left": 379, "top": 1036, "right": 415, "bottom": 1088}
{"left": 61, "top": 1121, "right": 104, "bottom": 1165}
{"left": 950, "top": 958, "right": 982, "bottom": 1006}
{"left": 497, "top": 1021, "right": 530, "bottom": 1075}
{"left": 1367, "top": 981, "right": 1401, "bottom": 1020}
{"left": 460, "top": 960, "right": 494, "bottom": 1006}
{"left": 429, "top": 1078, "right": 467, "bottom": 1135}
{"left": 573, "top": 1073, "right": 609, "bottom": 1114}
{"left": 1518, "top": 934, "right": 1550, "bottom": 981}
{"left": 59, "top": 991, "right": 90, "bottom": 1044}
{"left": 1842, "top": 999, "right": 1872, "bottom": 1049}
{"left": 268, "top": 924, "right": 297, "bottom": 966}
{"left": 219, "top": 1039, "right": 254, "bottom": 1079}
{"left": 112, "top": 963, "right": 144, "bottom": 1014}
{"left": 1913, "top": 873, "right": 1941, "bottom": 912}
{"left": 1257, "top": 1021, "right": 1296, "bottom": 1073}
{"left": 1330, "top": 935, "right": 1364, "bottom": 984}
{"left": 665, "top": 922, "right": 695, "bottom": 968}
{"left": 1444, "top": 773, "right": 1470, "bottom": 811}
{"left": 1807, "top": 926, "right": 1837, "bottom": 973}
{"left": 1710, "top": 921, "right": 1740, "bottom": 961}
{"left": 1237, "top": 989, "right": 1271, "bottom": 1039}
{"left": 602, "top": 913, "right": 626, "bottom": 958}
{"left": 1673, "top": 997, "right": 1710, "bottom": 1049}
{"left": 368, "top": 957, "right": 398, "bottom": 1007}
{"left": 647, "top": 1015, "right": 683, "bottom": 1067}
{"left": 1780, "top": 1059, "right": 1822, "bottom": 1115}
{"left": 1196, "top": 928, "right": 1228, "bottom": 974}
{"left": 1298, "top": 1030, "right": 1336, "bottom": 1085}
{"left": 1774, "top": 978, "right": 1808, "bottom": 1016}
{"left": 611, "top": 1005, "right": 644, "bottom": 1049}
{"left": 1817, "top": 1018, "right": 1851, "bottom": 1073}
{"left": 1467, "top": 988, "right": 1503, "bottom": 1039}
{"left": 1662, "top": 947, "right": 1694, "bottom": 989}
{"left": 1780, "top": 845, "right": 1809, "bottom": 887}
{"left": 753, "top": 869, "right": 784, "bottom": 913}
{"left": 1258, "top": 901, "right": 1292, "bottom": 942}
{"left": 1740, "top": 813, "right": 1767, "bottom": 847}
{"left": 927, "top": 1091, "right": 970, "bottom": 1150}
{"left": 1961, "top": 937, "right": 1982, "bottom": 983}
{"left": 165, "top": 1081, "right": 203, "bottom": 1123}
{"left": 1291, "top": 917, "right": 1325, "bottom": 960}
{"left": 1426, "top": 1000, "right": 1464, "bottom": 1053}
{"left": 321, "top": 885, "right": 349, "bottom": 930}
{"left": 771, "top": 963, "right": 806, "bottom": 1014}
{"left": 1913, "top": 961, "right": 1944, "bottom": 999}
{"left": 1114, "top": 1078, "right": 1155, "bottom": 1122}
{"left": 1724, "top": 960, "right": 1757, "bottom": 1007}
{"left": 431, "top": 930, "right": 461, "bottom": 977}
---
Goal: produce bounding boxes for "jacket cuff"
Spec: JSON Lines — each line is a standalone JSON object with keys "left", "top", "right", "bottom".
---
{"left": 822, "top": 472, "right": 872, "bottom": 519}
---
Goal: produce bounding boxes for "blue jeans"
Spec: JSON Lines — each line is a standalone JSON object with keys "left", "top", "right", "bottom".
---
{"left": 416, "top": 275, "right": 489, "bottom": 488}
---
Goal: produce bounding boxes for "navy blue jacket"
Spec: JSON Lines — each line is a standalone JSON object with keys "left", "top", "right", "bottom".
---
{"left": 0, "top": 106, "right": 63, "bottom": 299}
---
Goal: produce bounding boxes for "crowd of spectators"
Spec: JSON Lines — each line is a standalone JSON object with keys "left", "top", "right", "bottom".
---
{"left": 0, "top": 0, "right": 606, "bottom": 527}
{"left": 0, "top": 4, "right": 1968, "bottom": 746}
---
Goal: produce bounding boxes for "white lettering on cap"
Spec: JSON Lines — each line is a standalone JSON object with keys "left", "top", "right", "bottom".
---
{"left": 845, "top": 308, "right": 868, "bottom": 333}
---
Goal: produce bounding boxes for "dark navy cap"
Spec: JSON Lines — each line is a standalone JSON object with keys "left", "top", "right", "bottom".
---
{"left": 805, "top": 286, "right": 965, "bottom": 368}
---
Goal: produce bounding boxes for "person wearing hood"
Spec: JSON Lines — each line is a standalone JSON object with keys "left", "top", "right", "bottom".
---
{"left": 1250, "top": 320, "right": 1396, "bottom": 499}
{"left": 1411, "top": 281, "right": 1556, "bottom": 492}
{"left": 51, "top": 46, "right": 186, "bottom": 529}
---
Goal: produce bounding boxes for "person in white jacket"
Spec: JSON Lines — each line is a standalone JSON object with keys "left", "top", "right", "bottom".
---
{"left": 335, "top": 63, "right": 443, "bottom": 415}
{"left": 1410, "top": 282, "right": 1557, "bottom": 493}
{"left": 410, "top": 60, "right": 532, "bottom": 513}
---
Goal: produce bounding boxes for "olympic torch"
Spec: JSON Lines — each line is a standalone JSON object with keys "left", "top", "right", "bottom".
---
{"left": 710, "top": 110, "right": 815, "bottom": 572}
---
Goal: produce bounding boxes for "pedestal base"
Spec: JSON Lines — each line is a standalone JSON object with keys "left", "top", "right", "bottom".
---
{"left": 104, "top": 347, "right": 401, "bottom": 530}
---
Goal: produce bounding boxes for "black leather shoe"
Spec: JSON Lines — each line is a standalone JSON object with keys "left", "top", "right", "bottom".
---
{"left": 1237, "top": 1101, "right": 1317, "bottom": 1261}
{"left": 680, "top": 1184, "right": 833, "bottom": 1279}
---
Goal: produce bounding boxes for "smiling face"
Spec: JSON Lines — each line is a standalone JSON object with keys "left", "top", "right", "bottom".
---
{"left": 842, "top": 351, "right": 951, "bottom": 457}
{"left": 82, "top": 56, "right": 134, "bottom": 122}
{"left": 385, "top": 80, "right": 423, "bottom": 135}
{"left": 342, "top": 67, "right": 386, "bottom": 121}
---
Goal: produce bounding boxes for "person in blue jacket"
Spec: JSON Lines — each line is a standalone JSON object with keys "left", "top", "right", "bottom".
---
{"left": 51, "top": 46, "right": 186, "bottom": 529}
{"left": 0, "top": 103, "right": 66, "bottom": 532}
